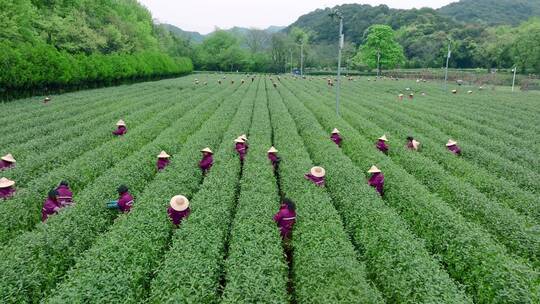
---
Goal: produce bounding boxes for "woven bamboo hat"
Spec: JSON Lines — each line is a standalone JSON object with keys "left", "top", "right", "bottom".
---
{"left": 467, "top": 90, "right": 473, "bottom": 94}
{"left": 116, "top": 120, "right": 126, "bottom": 126}
{"left": 412, "top": 140, "right": 420, "bottom": 150}
{"left": 378, "top": 135, "right": 388, "bottom": 142}
{"left": 368, "top": 166, "right": 381, "bottom": 174}
{"left": 332, "top": 128, "right": 340, "bottom": 134}
{"left": 452, "top": 89, "right": 457, "bottom": 94}
{"left": 201, "top": 147, "right": 213, "bottom": 154}
{"left": 310, "top": 166, "right": 326, "bottom": 178}
{"left": 0, "top": 177, "right": 15, "bottom": 188}
{"left": 158, "top": 151, "right": 170, "bottom": 158}
{"left": 1, "top": 154, "right": 16, "bottom": 163}
{"left": 398, "top": 94, "right": 404, "bottom": 97}
{"left": 446, "top": 139, "right": 457, "bottom": 147}
{"left": 240, "top": 134, "right": 248, "bottom": 141}
{"left": 234, "top": 137, "right": 245, "bottom": 143}
{"left": 268, "top": 146, "right": 278, "bottom": 153}
{"left": 170, "top": 195, "right": 189, "bottom": 211}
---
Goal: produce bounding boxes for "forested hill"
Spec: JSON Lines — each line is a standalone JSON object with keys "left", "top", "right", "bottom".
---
{"left": 439, "top": 0, "right": 540, "bottom": 25}
{"left": 0, "top": 0, "right": 192, "bottom": 98}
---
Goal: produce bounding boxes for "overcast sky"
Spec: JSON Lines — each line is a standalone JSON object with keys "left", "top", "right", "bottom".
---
{"left": 138, "top": 0, "right": 456, "bottom": 34}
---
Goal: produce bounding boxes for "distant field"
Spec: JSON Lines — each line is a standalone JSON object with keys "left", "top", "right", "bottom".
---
{"left": 0, "top": 74, "right": 538, "bottom": 303}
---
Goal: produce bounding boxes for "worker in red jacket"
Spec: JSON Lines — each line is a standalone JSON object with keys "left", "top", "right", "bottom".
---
{"left": 406, "top": 136, "right": 421, "bottom": 151}
{"left": 376, "top": 135, "right": 389, "bottom": 155}
{"left": 0, "top": 177, "right": 16, "bottom": 199}
{"left": 42, "top": 189, "right": 61, "bottom": 222}
{"left": 267, "top": 146, "right": 280, "bottom": 168}
{"left": 56, "top": 181, "right": 74, "bottom": 207}
{"left": 199, "top": 147, "right": 214, "bottom": 174}
{"left": 167, "top": 195, "right": 191, "bottom": 226}
{"left": 0, "top": 154, "right": 16, "bottom": 170}
{"left": 107, "top": 185, "right": 134, "bottom": 213}
{"left": 112, "top": 120, "right": 127, "bottom": 136}
{"left": 235, "top": 137, "right": 247, "bottom": 162}
{"left": 330, "top": 128, "right": 342, "bottom": 147}
{"left": 157, "top": 151, "right": 171, "bottom": 171}
{"left": 304, "top": 166, "right": 325, "bottom": 187}
{"left": 367, "top": 166, "right": 384, "bottom": 196}
{"left": 273, "top": 198, "right": 296, "bottom": 240}
{"left": 446, "top": 139, "right": 462, "bottom": 156}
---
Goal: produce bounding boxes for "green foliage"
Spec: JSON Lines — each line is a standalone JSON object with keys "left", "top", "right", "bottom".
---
{"left": 439, "top": 0, "right": 540, "bottom": 25}
{"left": 355, "top": 25, "right": 405, "bottom": 70}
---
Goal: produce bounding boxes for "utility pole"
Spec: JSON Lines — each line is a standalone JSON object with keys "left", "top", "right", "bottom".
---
{"left": 377, "top": 50, "right": 381, "bottom": 78}
{"left": 300, "top": 43, "right": 304, "bottom": 77}
{"left": 290, "top": 49, "right": 293, "bottom": 74}
{"left": 444, "top": 40, "right": 451, "bottom": 91}
{"left": 512, "top": 66, "right": 517, "bottom": 92}
{"left": 330, "top": 9, "right": 344, "bottom": 116}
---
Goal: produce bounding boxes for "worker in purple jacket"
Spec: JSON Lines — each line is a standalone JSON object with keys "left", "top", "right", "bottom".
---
{"left": 367, "top": 166, "right": 384, "bottom": 196}
{"left": 0, "top": 177, "right": 16, "bottom": 199}
{"left": 304, "top": 166, "right": 325, "bottom": 187}
{"left": 167, "top": 195, "right": 191, "bottom": 226}
{"left": 56, "top": 181, "right": 74, "bottom": 207}
{"left": 235, "top": 137, "right": 247, "bottom": 161}
{"left": 406, "top": 136, "right": 421, "bottom": 151}
{"left": 199, "top": 147, "right": 214, "bottom": 174}
{"left": 376, "top": 135, "right": 389, "bottom": 155}
{"left": 112, "top": 120, "right": 127, "bottom": 136}
{"left": 273, "top": 198, "right": 296, "bottom": 240}
{"left": 42, "top": 189, "right": 61, "bottom": 222}
{"left": 0, "top": 154, "right": 16, "bottom": 170}
{"left": 267, "top": 146, "right": 280, "bottom": 168}
{"left": 330, "top": 128, "right": 343, "bottom": 147}
{"left": 446, "top": 139, "right": 462, "bottom": 156}
{"left": 107, "top": 185, "right": 134, "bottom": 213}
{"left": 157, "top": 151, "right": 171, "bottom": 171}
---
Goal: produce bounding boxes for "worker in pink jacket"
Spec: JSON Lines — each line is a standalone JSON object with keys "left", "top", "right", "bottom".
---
{"left": 406, "top": 136, "right": 421, "bottom": 151}
{"left": 330, "top": 128, "right": 342, "bottom": 147}
{"left": 235, "top": 137, "right": 247, "bottom": 162}
{"left": 367, "top": 166, "right": 384, "bottom": 196}
{"left": 0, "top": 177, "right": 16, "bottom": 199}
{"left": 446, "top": 139, "right": 462, "bottom": 156}
{"left": 56, "top": 181, "right": 74, "bottom": 207}
{"left": 199, "top": 148, "right": 214, "bottom": 174}
{"left": 107, "top": 185, "right": 134, "bottom": 213}
{"left": 42, "top": 189, "right": 61, "bottom": 222}
{"left": 376, "top": 135, "right": 389, "bottom": 155}
{"left": 304, "top": 166, "right": 325, "bottom": 187}
{"left": 167, "top": 195, "right": 191, "bottom": 226}
{"left": 0, "top": 154, "right": 16, "bottom": 170}
{"left": 273, "top": 198, "right": 296, "bottom": 240}
{"left": 157, "top": 151, "right": 171, "bottom": 171}
{"left": 112, "top": 120, "right": 127, "bottom": 136}
{"left": 267, "top": 146, "right": 280, "bottom": 168}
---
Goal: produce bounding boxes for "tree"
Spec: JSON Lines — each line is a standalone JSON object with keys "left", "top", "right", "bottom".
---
{"left": 354, "top": 24, "right": 405, "bottom": 70}
{"left": 513, "top": 19, "right": 540, "bottom": 73}
{"left": 245, "top": 28, "right": 270, "bottom": 54}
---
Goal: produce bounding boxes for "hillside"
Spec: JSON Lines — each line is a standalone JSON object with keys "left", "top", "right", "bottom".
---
{"left": 439, "top": 0, "right": 540, "bottom": 25}
{"left": 163, "top": 25, "right": 286, "bottom": 44}
{"left": 162, "top": 24, "right": 206, "bottom": 43}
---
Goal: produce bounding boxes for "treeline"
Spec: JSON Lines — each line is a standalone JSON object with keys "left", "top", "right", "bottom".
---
{"left": 1, "top": 0, "right": 192, "bottom": 99}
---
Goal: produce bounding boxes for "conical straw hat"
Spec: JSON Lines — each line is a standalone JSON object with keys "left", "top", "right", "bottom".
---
{"left": 201, "top": 147, "right": 213, "bottom": 154}
{"left": 0, "top": 177, "right": 15, "bottom": 188}
{"left": 446, "top": 139, "right": 457, "bottom": 147}
{"left": 378, "top": 135, "right": 388, "bottom": 141}
{"left": 367, "top": 166, "right": 381, "bottom": 173}
{"left": 332, "top": 128, "right": 340, "bottom": 134}
{"left": 268, "top": 146, "right": 278, "bottom": 153}
{"left": 158, "top": 151, "right": 170, "bottom": 158}
{"left": 412, "top": 140, "right": 420, "bottom": 150}
{"left": 1, "top": 154, "right": 16, "bottom": 163}
{"left": 234, "top": 137, "right": 245, "bottom": 143}
{"left": 116, "top": 120, "right": 126, "bottom": 126}
{"left": 170, "top": 195, "right": 189, "bottom": 211}
{"left": 310, "top": 166, "right": 326, "bottom": 178}
{"left": 398, "top": 94, "right": 404, "bottom": 97}
{"left": 452, "top": 89, "right": 457, "bottom": 93}
{"left": 467, "top": 90, "right": 473, "bottom": 94}
{"left": 240, "top": 134, "right": 248, "bottom": 141}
